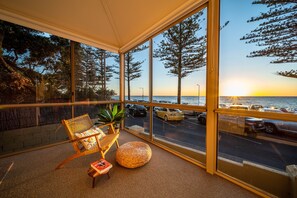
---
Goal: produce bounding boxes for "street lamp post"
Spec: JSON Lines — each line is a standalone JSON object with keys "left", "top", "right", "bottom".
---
{"left": 197, "top": 84, "right": 200, "bottom": 106}
{"left": 139, "top": 87, "right": 144, "bottom": 100}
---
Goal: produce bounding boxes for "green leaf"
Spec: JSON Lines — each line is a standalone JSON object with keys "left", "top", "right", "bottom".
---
{"left": 97, "top": 108, "right": 112, "bottom": 122}
{"left": 112, "top": 104, "right": 118, "bottom": 117}
{"left": 97, "top": 104, "right": 125, "bottom": 125}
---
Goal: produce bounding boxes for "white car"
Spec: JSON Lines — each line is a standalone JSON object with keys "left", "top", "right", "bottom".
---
{"left": 155, "top": 108, "right": 184, "bottom": 121}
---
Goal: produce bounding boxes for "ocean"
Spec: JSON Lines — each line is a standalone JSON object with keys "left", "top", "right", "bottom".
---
{"left": 123, "top": 96, "right": 297, "bottom": 111}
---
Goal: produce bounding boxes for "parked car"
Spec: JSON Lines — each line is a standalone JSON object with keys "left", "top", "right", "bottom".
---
{"left": 182, "top": 109, "right": 197, "bottom": 116}
{"left": 197, "top": 112, "right": 207, "bottom": 125}
{"left": 197, "top": 112, "right": 265, "bottom": 133}
{"left": 259, "top": 107, "right": 282, "bottom": 113}
{"left": 153, "top": 106, "right": 162, "bottom": 113}
{"left": 260, "top": 108, "right": 297, "bottom": 135}
{"left": 125, "top": 103, "right": 131, "bottom": 108}
{"left": 198, "top": 105, "right": 250, "bottom": 126}
{"left": 244, "top": 117, "right": 266, "bottom": 133}
{"left": 158, "top": 100, "right": 172, "bottom": 104}
{"left": 263, "top": 119, "right": 297, "bottom": 135}
{"left": 155, "top": 108, "right": 184, "bottom": 121}
{"left": 129, "top": 105, "right": 147, "bottom": 117}
{"left": 249, "top": 104, "right": 264, "bottom": 111}
{"left": 219, "top": 103, "right": 228, "bottom": 108}
{"left": 229, "top": 104, "right": 249, "bottom": 110}
{"left": 279, "top": 107, "right": 296, "bottom": 113}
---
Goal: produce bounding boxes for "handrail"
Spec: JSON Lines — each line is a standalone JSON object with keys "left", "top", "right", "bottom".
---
{"left": 216, "top": 108, "right": 297, "bottom": 122}
{"left": 0, "top": 100, "right": 121, "bottom": 109}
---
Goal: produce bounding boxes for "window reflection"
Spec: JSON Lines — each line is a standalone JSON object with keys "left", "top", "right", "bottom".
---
{"left": 75, "top": 43, "right": 119, "bottom": 101}
{"left": 218, "top": 114, "right": 297, "bottom": 171}
{"left": 0, "top": 20, "right": 71, "bottom": 104}
{"left": 0, "top": 107, "right": 70, "bottom": 154}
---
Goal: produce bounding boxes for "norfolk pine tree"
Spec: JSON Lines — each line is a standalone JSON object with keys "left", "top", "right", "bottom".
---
{"left": 154, "top": 11, "right": 206, "bottom": 104}
{"left": 241, "top": 0, "right": 297, "bottom": 79}
{"left": 75, "top": 45, "right": 116, "bottom": 100}
{"left": 114, "top": 44, "right": 147, "bottom": 100}
{"left": 94, "top": 48, "right": 115, "bottom": 100}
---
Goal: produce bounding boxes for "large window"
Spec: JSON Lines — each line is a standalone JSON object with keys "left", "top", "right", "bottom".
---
{"left": 152, "top": 7, "right": 207, "bottom": 164}
{"left": 127, "top": 7, "right": 207, "bottom": 163}
{"left": 124, "top": 8, "right": 208, "bottom": 163}
{"left": 218, "top": 0, "right": 297, "bottom": 196}
{"left": 0, "top": 20, "right": 119, "bottom": 156}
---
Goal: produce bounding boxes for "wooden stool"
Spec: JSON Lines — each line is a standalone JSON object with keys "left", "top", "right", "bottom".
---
{"left": 87, "top": 167, "right": 111, "bottom": 188}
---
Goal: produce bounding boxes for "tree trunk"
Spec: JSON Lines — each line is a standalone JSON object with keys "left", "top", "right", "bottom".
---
{"left": 127, "top": 54, "right": 131, "bottom": 100}
{"left": 177, "top": 23, "right": 182, "bottom": 104}
{"left": 177, "top": 64, "right": 181, "bottom": 104}
{"left": 0, "top": 30, "right": 3, "bottom": 56}
{"left": 103, "top": 52, "right": 106, "bottom": 100}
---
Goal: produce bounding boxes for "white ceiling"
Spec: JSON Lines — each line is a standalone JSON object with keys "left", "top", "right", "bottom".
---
{"left": 0, "top": 0, "right": 205, "bottom": 53}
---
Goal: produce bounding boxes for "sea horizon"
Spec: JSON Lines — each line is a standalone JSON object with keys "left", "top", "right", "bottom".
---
{"left": 118, "top": 95, "right": 297, "bottom": 110}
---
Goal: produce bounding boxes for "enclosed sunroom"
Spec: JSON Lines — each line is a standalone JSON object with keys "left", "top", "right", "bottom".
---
{"left": 0, "top": 0, "right": 296, "bottom": 197}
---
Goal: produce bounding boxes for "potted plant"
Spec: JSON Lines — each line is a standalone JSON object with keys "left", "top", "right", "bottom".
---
{"left": 96, "top": 104, "right": 125, "bottom": 133}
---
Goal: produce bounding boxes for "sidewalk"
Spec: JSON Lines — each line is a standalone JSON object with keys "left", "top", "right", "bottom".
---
{"left": 257, "top": 133, "right": 297, "bottom": 147}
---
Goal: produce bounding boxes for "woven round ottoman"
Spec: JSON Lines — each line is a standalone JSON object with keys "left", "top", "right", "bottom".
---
{"left": 116, "top": 141, "right": 152, "bottom": 168}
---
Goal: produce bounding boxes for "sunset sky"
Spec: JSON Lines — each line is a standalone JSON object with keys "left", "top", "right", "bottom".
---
{"left": 112, "top": 0, "right": 296, "bottom": 97}
{"left": 219, "top": 0, "right": 296, "bottom": 97}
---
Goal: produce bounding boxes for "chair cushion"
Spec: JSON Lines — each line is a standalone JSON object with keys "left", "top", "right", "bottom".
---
{"left": 75, "top": 126, "right": 106, "bottom": 150}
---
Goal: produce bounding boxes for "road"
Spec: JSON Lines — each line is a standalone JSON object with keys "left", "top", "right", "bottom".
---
{"left": 125, "top": 113, "right": 297, "bottom": 171}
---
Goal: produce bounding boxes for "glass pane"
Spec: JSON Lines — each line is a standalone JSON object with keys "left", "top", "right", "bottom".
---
{"left": 124, "top": 42, "right": 149, "bottom": 102}
{"left": 0, "top": 107, "right": 71, "bottom": 155}
{"left": 0, "top": 20, "right": 71, "bottom": 104}
{"left": 153, "top": 108, "right": 206, "bottom": 164}
{"left": 124, "top": 104, "right": 150, "bottom": 141}
{"left": 109, "top": 54, "right": 120, "bottom": 101}
{"left": 74, "top": 104, "right": 105, "bottom": 119}
{"left": 153, "top": 8, "right": 207, "bottom": 106}
{"left": 217, "top": 115, "right": 297, "bottom": 192}
{"left": 75, "top": 43, "right": 119, "bottom": 101}
{"left": 39, "top": 106, "right": 72, "bottom": 125}
{"left": 219, "top": 1, "right": 297, "bottom": 196}
{"left": 0, "top": 108, "right": 37, "bottom": 130}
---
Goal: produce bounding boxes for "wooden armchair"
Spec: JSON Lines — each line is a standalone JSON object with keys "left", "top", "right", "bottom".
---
{"left": 55, "top": 114, "right": 120, "bottom": 170}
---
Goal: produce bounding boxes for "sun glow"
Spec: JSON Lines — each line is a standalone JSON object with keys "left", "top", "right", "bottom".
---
{"left": 222, "top": 80, "right": 251, "bottom": 96}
